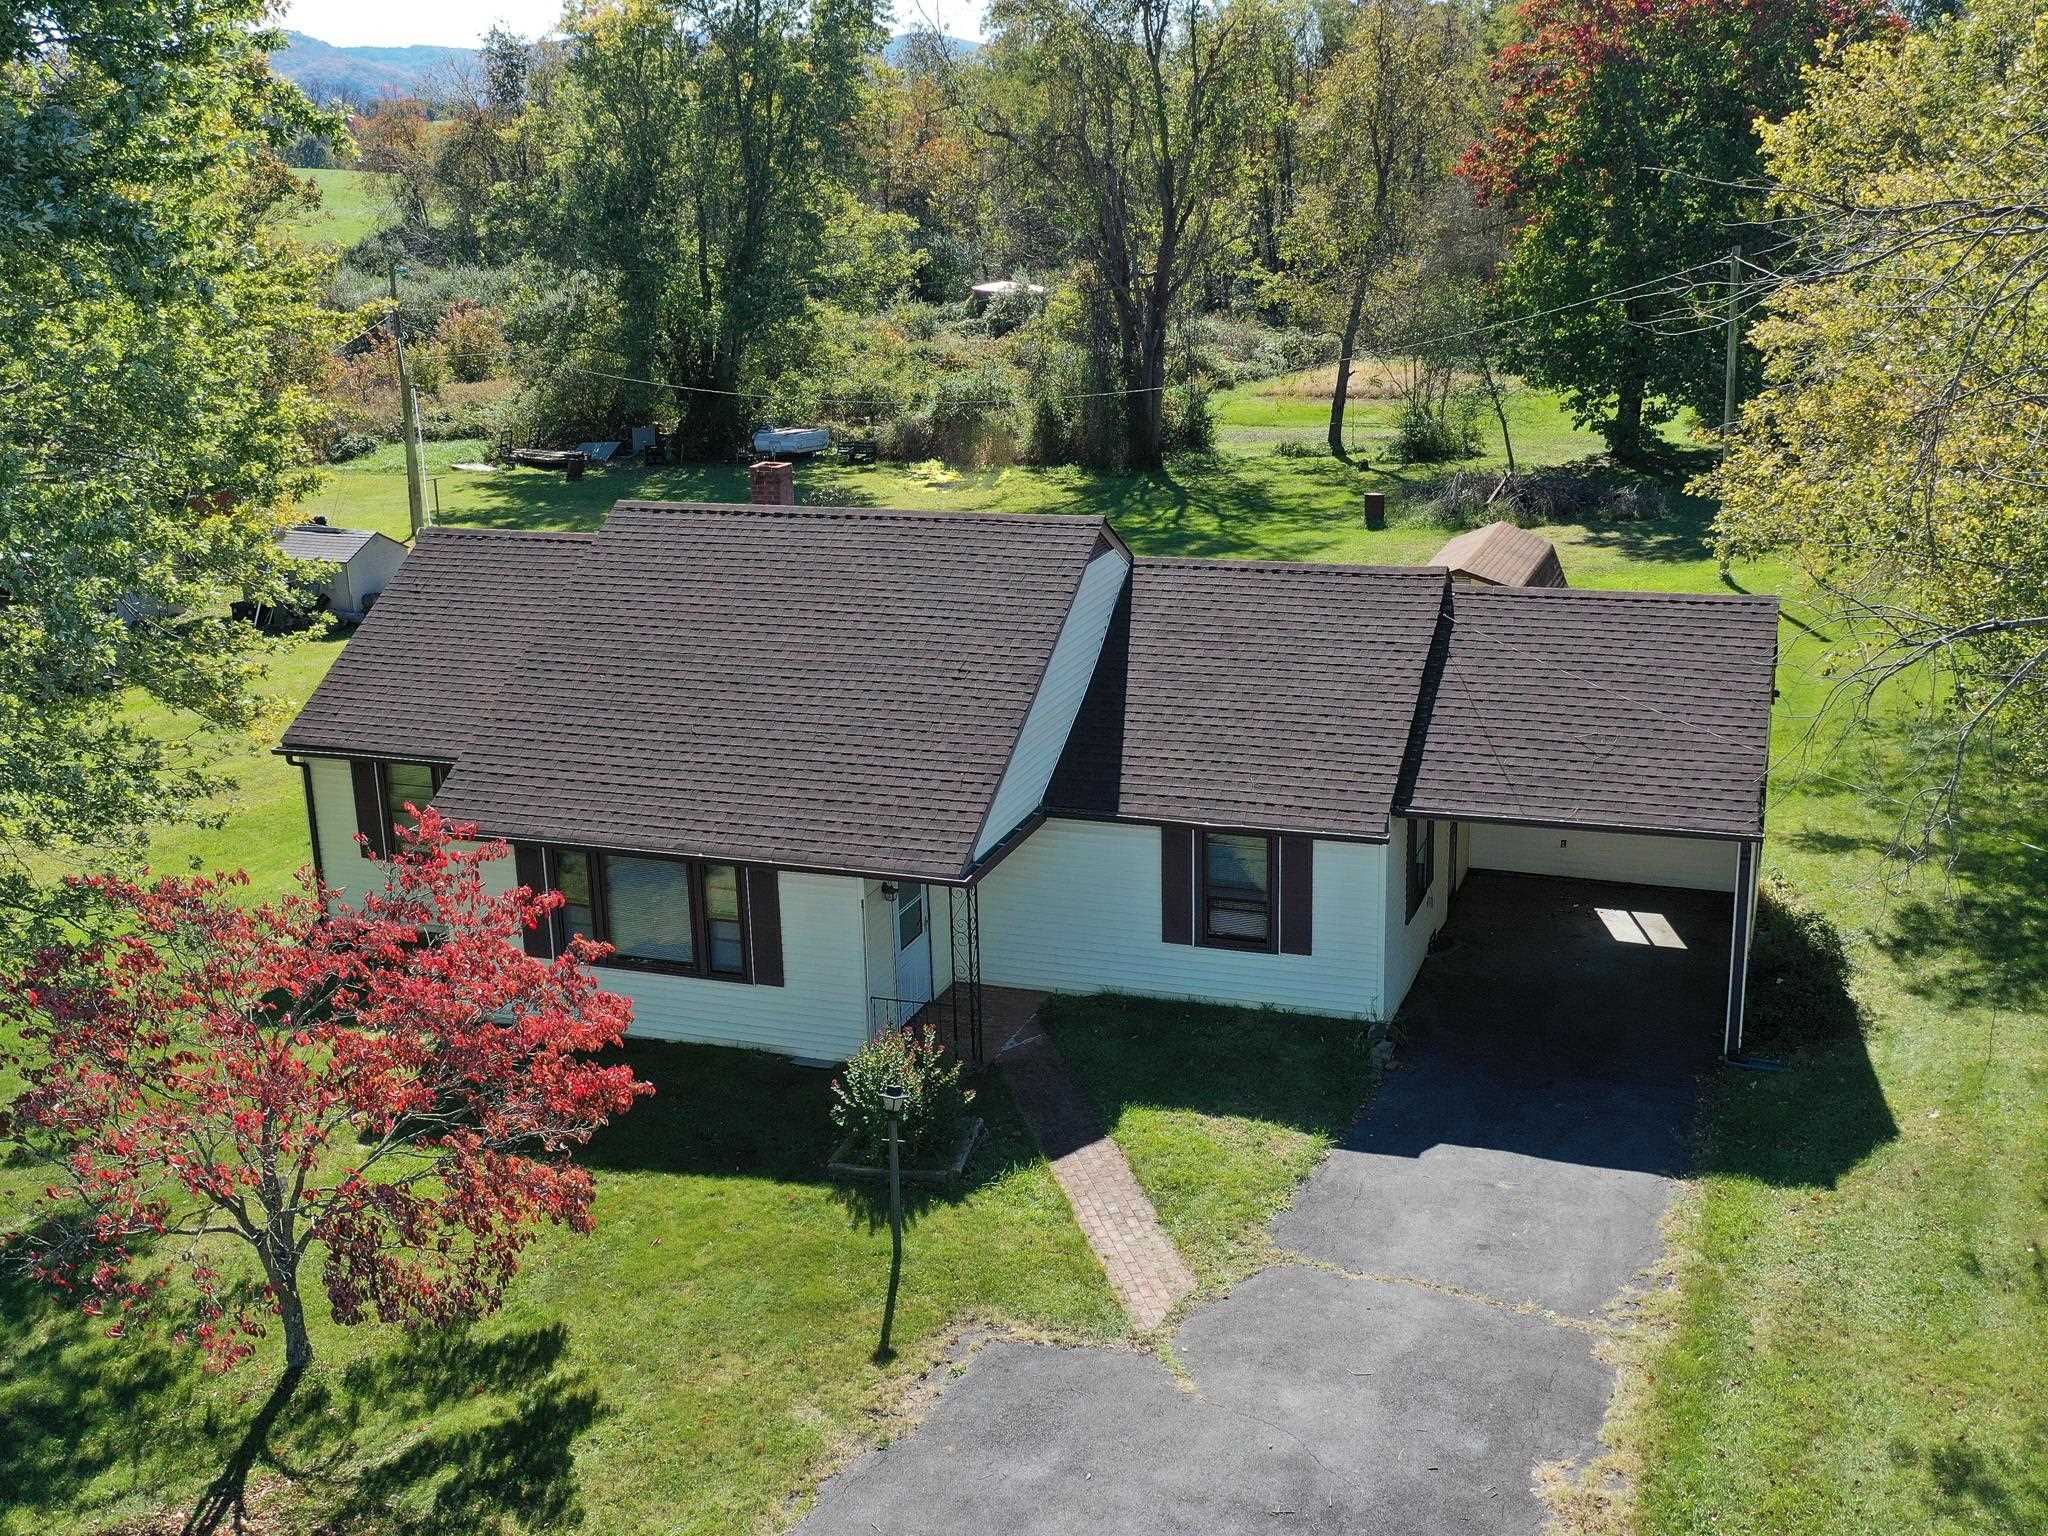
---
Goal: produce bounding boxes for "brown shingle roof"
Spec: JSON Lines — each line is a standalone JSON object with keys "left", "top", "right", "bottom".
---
{"left": 1397, "top": 585, "right": 1779, "bottom": 839}
{"left": 427, "top": 503, "right": 1114, "bottom": 881}
{"left": 281, "top": 527, "right": 594, "bottom": 763}
{"left": 1048, "top": 560, "right": 1448, "bottom": 840}
{"left": 1430, "top": 520, "right": 1568, "bottom": 588}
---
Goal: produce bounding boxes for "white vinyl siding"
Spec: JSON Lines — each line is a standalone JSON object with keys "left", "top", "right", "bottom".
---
{"left": 973, "top": 549, "right": 1131, "bottom": 858}
{"left": 976, "top": 817, "right": 1384, "bottom": 1019}
{"left": 1383, "top": 817, "right": 1450, "bottom": 1018}
{"left": 1467, "top": 823, "right": 1739, "bottom": 892}
{"left": 307, "top": 759, "right": 868, "bottom": 1060}
{"left": 307, "top": 755, "right": 383, "bottom": 901}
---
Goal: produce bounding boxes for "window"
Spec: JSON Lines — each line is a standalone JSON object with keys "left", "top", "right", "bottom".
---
{"left": 351, "top": 758, "right": 448, "bottom": 858}
{"left": 383, "top": 760, "right": 442, "bottom": 816}
{"left": 542, "top": 847, "right": 748, "bottom": 980}
{"left": 1200, "top": 831, "right": 1275, "bottom": 951}
{"left": 895, "top": 882, "right": 925, "bottom": 951}
{"left": 1405, "top": 818, "right": 1436, "bottom": 922}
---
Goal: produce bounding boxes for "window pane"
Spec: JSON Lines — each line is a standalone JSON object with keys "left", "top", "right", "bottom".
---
{"left": 704, "top": 864, "right": 744, "bottom": 975}
{"left": 895, "top": 884, "right": 925, "bottom": 950}
{"left": 603, "top": 856, "right": 694, "bottom": 964}
{"left": 1204, "top": 834, "right": 1271, "bottom": 944}
{"left": 556, "top": 850, "right": 597, "bottom": 943}
{"left": 384, "top": 760, "right": 438, "bottom": 815}
{"left": 1206, "top": 834, "right": 1269, "bottom": 896}
{"left": 1207, "top": 901, "right": 1270, "bottom": 941}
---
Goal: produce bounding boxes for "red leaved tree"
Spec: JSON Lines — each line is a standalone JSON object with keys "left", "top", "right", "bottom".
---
{"left": 0, "top": 810, "right": 648, "bottom": 1379}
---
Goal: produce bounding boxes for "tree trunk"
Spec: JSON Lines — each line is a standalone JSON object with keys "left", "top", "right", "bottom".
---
{"left": 258, "top": 1233, "right": 315, "bottom": 1376}
{"left": 1131, "top": 308, "right": 1170, "bottom": 472}
{"left": 1611, "top": 365, "right": 1646, "bottom": 463}
{"left": 1329, "top": 274, "right": 1370, "bottom": 460}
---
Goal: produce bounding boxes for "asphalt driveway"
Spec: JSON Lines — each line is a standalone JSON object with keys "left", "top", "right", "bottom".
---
{"left": 800, "top": 874, "right": 1726, "bottom": 1536}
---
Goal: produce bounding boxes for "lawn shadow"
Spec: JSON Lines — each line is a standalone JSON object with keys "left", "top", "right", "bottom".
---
{"left": 576, "top": 1039, "right": 841, "bottom": 1183}
{"left": 1873, "top": 837, "right": 2048, "bottom": 1014}
{"left": 324, "top": 1326, "right": 604, "bottom": 1536}
{"left": 1889, "top": 1426, "right": 2048, "bottom": 1535}
{"left": 1039, "top": 992, "right": 1378, "bottom": 1146}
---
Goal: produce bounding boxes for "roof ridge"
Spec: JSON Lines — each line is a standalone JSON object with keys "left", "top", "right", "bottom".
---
{"left": 419, "top": 526, "right": 597, "bottom": 543}
{"left": 1459, "top": 584, "right": 1779, "bottom": 606}
{"left": 1134, "top": 557, "right": 1443, "bottom": 577}
{"left": 610, "top": 500, "right": 1108, "bottom": 528}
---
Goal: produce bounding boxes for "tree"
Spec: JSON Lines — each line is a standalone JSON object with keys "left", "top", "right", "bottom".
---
{"left": 1708, "top": 0, "right": 2048, "bottom": 850}
{"left": 533, "top": 0, "right": 884, "bottom": 455}
{"left": 980, "top": 0, "right": 1262, "bottom": 470}
{"left": 1277, "top": 0, "right": 1478, "bottom": 457}
{"left": 1457, "top": 0, "right": 1897, "bottom": 460}
{"left": 1, "top": 1, "right": 343, "bottom": 957}
{"left": 0, "top": 812, "right": 648, "bottom": 1384}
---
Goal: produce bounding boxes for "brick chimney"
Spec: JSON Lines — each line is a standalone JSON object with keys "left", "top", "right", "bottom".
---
{"left": 749, "top": 460, "right": 795, "bottom": 505}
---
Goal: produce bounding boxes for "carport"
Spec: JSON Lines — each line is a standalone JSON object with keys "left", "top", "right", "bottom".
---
{"left": 1397, "top": 583, "right": 1779, "bottom": 1060}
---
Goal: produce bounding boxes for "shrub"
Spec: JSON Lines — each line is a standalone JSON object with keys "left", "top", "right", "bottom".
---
{"left": 882, "top": 365, "right": 1020, "bottom": 467}
{"left": 1394, "top": 393, "right": 1481, "bottom": 462}
{"left": 1746, "top": 875, "right": 1863, "bottom": 1045}
{"left": 829, "top": 1025, "right": 975, "bottom": 1165}
{"left": 438, "top": 300, "right": 505, "bottom": 382}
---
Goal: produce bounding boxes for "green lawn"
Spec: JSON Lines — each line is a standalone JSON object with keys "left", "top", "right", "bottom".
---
{"left": 1041, "top": 995, "right": 1382, "bottom": 1294}
{"left": 10, "top": 385, "right": 2045, "bottom": 1534}
{"left": 0, "top": 1046, "right": 1121, "bottom": 1536}
{"left": 283, "top": 168, "right": 392, "bottom": 250}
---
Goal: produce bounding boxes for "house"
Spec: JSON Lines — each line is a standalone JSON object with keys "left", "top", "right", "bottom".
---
{"left": 279, "top": 502, "right": 1778, "bottom": 1063}
{"left": 1429, "top": 519, "right": 1568, "bottom": 588}
{"left": 275, "top": 519, "right": 410, "bottom": 621}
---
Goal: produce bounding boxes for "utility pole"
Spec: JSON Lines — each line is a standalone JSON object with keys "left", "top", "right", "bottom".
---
{"left": 389, "top": 263, "right": 428, "bottom": 539}
{"left": 1722, "top": 244, "right": 1742, "bottom": 458}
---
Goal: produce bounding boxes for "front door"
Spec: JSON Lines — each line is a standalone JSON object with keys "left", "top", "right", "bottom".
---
{"left": 893, "top": 883, "right": 932, "bottom": 1009}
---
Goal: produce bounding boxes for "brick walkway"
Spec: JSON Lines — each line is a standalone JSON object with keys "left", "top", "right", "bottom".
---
{"left": 992, "top": 991, "right": 1198, "bottom": 1331}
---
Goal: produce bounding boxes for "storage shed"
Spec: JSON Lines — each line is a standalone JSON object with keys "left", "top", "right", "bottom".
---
{"left": 275, "top": 520, "right": 409, "bottom": 621}
{"left": 1431, "top": 520, "right": 1568, "bottom": 589}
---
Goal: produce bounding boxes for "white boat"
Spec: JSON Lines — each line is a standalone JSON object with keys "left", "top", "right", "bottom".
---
{"left": 751, "top": 426, "right": 831, "bottom": 456}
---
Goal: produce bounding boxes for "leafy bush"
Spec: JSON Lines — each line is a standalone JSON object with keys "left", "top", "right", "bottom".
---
{"left": 882, "top": 364, "right": 1020, "bottom": 467}
{"left": 1746, "top": 875, "right": 1864, "bottom": 1046}
{"left": 1394, "top": 392, "right": 1481, "bottom": 462}
{"left": 829, "top": 1025, "right": 975, "bottom": 1165}
{"left": 1162, "top": 380, "right": 1216, "bottom": 456}
{"left": 438, "top": 300, "right": 505, "bottom": 382}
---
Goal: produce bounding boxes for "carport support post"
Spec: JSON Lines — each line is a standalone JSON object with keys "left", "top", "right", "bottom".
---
{"left": 1724, "top": 840, "right": 1760, "bottom": 1057}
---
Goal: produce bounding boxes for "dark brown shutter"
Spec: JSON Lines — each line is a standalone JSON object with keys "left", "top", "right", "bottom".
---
{"left": 349, "top": 760, "right": 387, "bottom": 859}
{"left": 1160, "top": 825, "right": 1194, "bottom": 945}
{"left": 744, "top": 865, "right": 783, "bottom": 986}
{"left": 1279, "top": 834, "right": 1313, "bottom": 955}
{"left": 512, "top": 843, "right": 552, "bottom": 958}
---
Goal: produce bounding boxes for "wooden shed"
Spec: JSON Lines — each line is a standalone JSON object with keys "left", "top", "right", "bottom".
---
{"left": 1430, "top": 520, "right": 1568, "bottom": 589}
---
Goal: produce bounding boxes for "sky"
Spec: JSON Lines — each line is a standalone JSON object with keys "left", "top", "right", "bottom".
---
{"left": 279, "top": 0, "right": 987, "bottom": 48}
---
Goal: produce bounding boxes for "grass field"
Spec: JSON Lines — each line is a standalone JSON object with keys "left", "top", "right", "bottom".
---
{"left": 283, "top": 168, "right": 392, "bottom": 250}
{"left": 6, "top": 384, "right": 2045, "bottom": 1535}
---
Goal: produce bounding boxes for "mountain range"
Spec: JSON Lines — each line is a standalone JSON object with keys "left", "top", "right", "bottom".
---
{"left": 271, "top": 29, "right": 979, "bottom": 108}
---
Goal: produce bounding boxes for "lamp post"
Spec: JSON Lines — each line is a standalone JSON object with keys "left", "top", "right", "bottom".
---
{"left": 876, "top": 1079, "right": 908, "bottom": 1362}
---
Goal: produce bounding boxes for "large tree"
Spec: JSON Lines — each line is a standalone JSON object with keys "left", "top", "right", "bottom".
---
{"left": 1278, "top": 0, "right": 1479, "bottom": 457}
{"left": 1, "top": 814, "right": 647, "bottom": 1382}
{"left": 980, "top": 0, "right": 1262, "bottom": 470}
{"left": 1, "top": 1, "right": 344, "bottom": 954}
{"left": 535, "top": 0, "right": 884, "bottom": 455}
{"left": 1709, "top": 0, "right": 2048, "bottom": 848}
{"left": 1458, "top": 0, "right": 1897, "bottom": 459}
